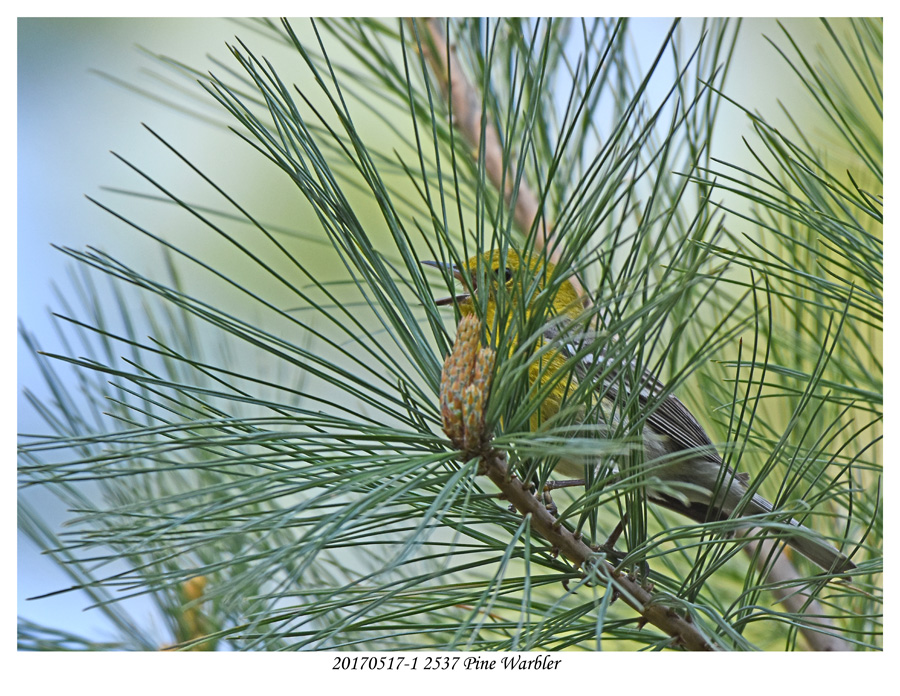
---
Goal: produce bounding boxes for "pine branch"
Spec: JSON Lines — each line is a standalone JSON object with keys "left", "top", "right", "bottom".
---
{"left": 416, "top": 18, "right": 547, "bottom": 241}
{"left": 441, "top": 314, "right": 713, "bottom": 650}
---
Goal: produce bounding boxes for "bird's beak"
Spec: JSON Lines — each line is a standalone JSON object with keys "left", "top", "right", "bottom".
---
{"left": 421, "top": 260, "right": 471, "bottom": 306}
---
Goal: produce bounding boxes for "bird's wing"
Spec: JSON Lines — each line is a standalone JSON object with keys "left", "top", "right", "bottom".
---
{"left": 566, "top": 341, "right": 723, "bottom": 465}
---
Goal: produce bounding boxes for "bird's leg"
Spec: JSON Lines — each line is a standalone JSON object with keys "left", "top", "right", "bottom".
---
{"left": 593, "top": 516, "right": 651, "bottom": 581}
{"left": 593, "top": 517, "right": 627, "bottom": 563}
{"left": 543, "top": 479, "right": 586, "bottom": 491}
{"left": 541, "top": 488, "right": 559, "bottom": 518}
{"left": 595, "top": 515, "right": 651, "bottom": 582}
{"left": 540, "top": 478, "right": 586, "bottom": 518}
{"left": 604, "top": 517, "right": 626, "bottom": 548}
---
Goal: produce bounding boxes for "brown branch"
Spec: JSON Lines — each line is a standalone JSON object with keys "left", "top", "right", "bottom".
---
{"left": 481, "top": 448, "right": 714, "bottom": 651}
{"left": 424, "top": 22, "right": 851, "bottom": 651}
{"left": 441, "top": 314, "right": 713, "bottom": 651}
{"left": 416, "top": 18, "right": 587, "bottom": 298}
{"left": 417, "top": 18, "right": 545, "bottom": 240}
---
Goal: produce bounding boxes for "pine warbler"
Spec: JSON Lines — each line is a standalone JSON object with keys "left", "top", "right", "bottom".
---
{"left": 426, "top": 249, "right": 855, "bottom": 573}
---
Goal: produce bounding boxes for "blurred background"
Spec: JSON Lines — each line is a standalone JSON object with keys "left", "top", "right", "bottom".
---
{"left": 17, "top": 17, "right": 836, "bottom": 645}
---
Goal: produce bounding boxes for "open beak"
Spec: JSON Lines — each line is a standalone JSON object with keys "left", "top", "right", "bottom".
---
{"left": 421, "top": 260, "right": 471, "bottom": 306}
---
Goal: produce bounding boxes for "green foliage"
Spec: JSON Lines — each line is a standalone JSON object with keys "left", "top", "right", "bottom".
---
{"left": 18, "top": 18, "right": 881, "bottom": 651}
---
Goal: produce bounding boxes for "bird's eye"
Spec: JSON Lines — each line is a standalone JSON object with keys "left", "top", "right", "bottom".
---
{"left": 500, "top": 267, "right": 513, "bottom": 283}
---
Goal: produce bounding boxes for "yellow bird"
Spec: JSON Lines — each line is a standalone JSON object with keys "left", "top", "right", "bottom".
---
{"left": 425, "top": 249, "right": 855, "bottom": 573}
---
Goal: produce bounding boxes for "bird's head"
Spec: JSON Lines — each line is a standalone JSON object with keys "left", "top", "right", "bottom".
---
{"left": 424, "top": 250, "right": 582, "bottom": 329}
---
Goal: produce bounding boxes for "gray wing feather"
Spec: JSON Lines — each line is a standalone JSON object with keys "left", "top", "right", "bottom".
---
{"left": 568, "top": 343, "right": 722, "bottom": 464}
{"left": 554, "top": 334, "right": 856, "bottom": 573}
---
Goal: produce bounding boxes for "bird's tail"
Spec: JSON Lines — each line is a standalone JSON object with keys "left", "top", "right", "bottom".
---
{"left": 778, "top": 520, "right": 856, "bottom": 574}
{"left": 653, "top": 490, "right": 856, "bottom": 573}
{"left": 785, "top": 520, "right": 856, "bottom": 574}
{"left": 745, "top": 492, "right": 856, "bottom": 574}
